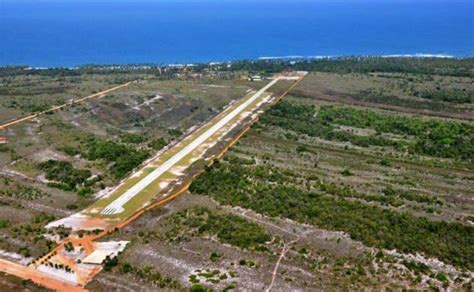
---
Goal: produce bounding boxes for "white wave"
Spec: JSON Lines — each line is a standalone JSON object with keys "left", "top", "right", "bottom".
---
{"left": 306, "top": 55, "right": 334, "bottom": 59}
{"left": 381, "top": 53, "right": 454, "bottom": 58}
{"left": 259, "top": 55, "right": 305, "bottom": 60}
{"left": 258, "top": 53, "right": 456, "bottom": 60}
{"left": 258, "top": 55, "right": 334, "bottom": 60}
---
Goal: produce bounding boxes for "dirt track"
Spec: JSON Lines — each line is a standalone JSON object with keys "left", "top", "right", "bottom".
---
{"left": 0, "top": 79, "right": 141, "bottom": 131}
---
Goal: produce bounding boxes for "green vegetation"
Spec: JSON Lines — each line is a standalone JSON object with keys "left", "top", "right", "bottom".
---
{"left": 319, "top": 181, "right": 442, "bottom": 208}
{"left": 190, "top": 284, "right": 213, "bottom": 292}
{"left": 66, "top": 204, "right": 78, "bottom": 210}
{"left": 2, "top": 58, "right": 473, "bottom": 79}
{"left": 58, "top": 131, "right": 166, "bottom": 181}
{"left": 148, "top": 137, "right": 168, "bottom": 150}
{"left": 402, "top": 261, "right": 431, "bottom": 275}
{"left": 209, "top": 252, "right": 223, "bottom": 262}
{"left": 0, "top": 176, "right": 49, "bottom": 199}
{"left": 382, "top": 186, "right": 442, "bottom": 205}
{"left": 188, "top": 268, "right": 234, "bottom": 287}
{"left": 0, "top": 219, "right": 10, "bottom": 228}
{"left": 224, "top": 156, "right": 405, "bottom": 211}
{"left": 435, "top": 272, "right": 449, "bottom": 283}
{"left": 120, "top": 133, "right": 147, "bottom": 144}
{"left": 168, "top": 128, "right": 183, "bottom": 137}
{"left": 190, "top": 160, "right": 474, "bottom": 269}
{"left": 0, "top": 145, "right": 19, "bottom": 161}
{"left": 380, "top": 157, "right": 392, "bottom": 167}
{"left": 340, "top": 169, "right": 353, "bottom": 176}
{"left": 83, "top": 138, "right": 150, "bottom": 179}
{"left": 239, "top": 259, "right": 257, "bottom": 267}
{"left": 4, "top": 98, "right": 61, "bottom": 113}
{"left": 1, "top": 58, "right": 472, "bottom": 290}
{"left": 166, "top": 207, "right": 271, "bottom": 250}
{"left": 102, "top": 256, "right": 118, "bottom": 271}
{"left": 318, "top": 105, "right": 473, "bottom": 160}
{"left": 261, "top": 102, "right": 397, "bottom": 148}
{"left": 64, "top": 242, "right": 74, "bottom": 252}
{"left": 419, "top": 89, "right": 473, "bottom": 104}
{"left": 1, "top": 212, "right": 57, "bottom": 257}
{"left": 120, "top": 263, "right": 181, "bottom": 289}
{"left": 38, "top": 160, "right": 93, "bottom": 192}
{"left": 261, "top": 101, "right": 473, "bottom": 162}
{"left": 0, "top": 65, "right": 154, "bottom": 78}
{"left": 0, "top": 144, "right": 9, "bottom": 153}
{"left": 227, "top": 57, "right": 474, "bottom": 77}
{"left": 31, "top": 213, "right": 55, "bottom": 224}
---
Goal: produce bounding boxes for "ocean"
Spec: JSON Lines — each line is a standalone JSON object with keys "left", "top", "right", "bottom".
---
{"left": 0, "top": 0, "right": 472, "bottom": 67}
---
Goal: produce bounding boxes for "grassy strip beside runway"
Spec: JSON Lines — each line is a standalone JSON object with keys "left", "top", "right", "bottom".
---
{"left": 85, "top": 80, "right": 279, "bottom": 219}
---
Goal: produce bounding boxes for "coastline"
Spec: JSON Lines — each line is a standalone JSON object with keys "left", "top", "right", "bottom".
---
{"left": 1, "top": 54, "right": 472, "bottom": 70}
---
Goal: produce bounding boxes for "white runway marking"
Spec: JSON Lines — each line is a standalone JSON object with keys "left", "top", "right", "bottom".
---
{"left": 101, "top": 78, "right": 281, "bottom": 215}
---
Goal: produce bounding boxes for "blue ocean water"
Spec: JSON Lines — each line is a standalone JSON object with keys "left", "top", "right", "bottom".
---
{"left": 0, "top": 0, "right": 473, "bottom": 67}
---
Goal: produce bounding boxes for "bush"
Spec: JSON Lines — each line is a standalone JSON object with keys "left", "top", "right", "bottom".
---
{"left": 435, "top": 272, "right": 449, "bottom": 283}
{"left": 340, "top": 169, "right": 353, "bottom": 176}
{"left": 190, "top": 284, "right": 212, "bottom": 292}
{"left": 118, "top": 262, "right": 181, "bottom": 289}
{"left": 296, "top": 145, "right": 309, "bottom": 153}
{"left": 84, "top": 139, "right": 149, "bottom": 179}
{"left": 167, "top": 207, "right": 271, "bottom": 250}
{"left": 102, "top": 256, "right": 118, "bottom": 271}
{"left": 66, "top": 204, "right": 78, "bottom": 210}
{"left": 420, "top": 89, "right": 473, "bottom": 104}
{"left": 402, "top": 260, "right": 430, "bottom": 275}
{"left": 148, "top": 138, "right": 167, "bottom": 150}
{"left": 38, "top": 160, "right": 91, "bottom": 191}
{"left": 168, "top": 128, "right": 183, "bottom": 137}
{"left": 380, "top": 157, "right": 392, "bottom": 166}
{"left": 120, "top": 133, "right": 147, "bottom": 144}
{"left": 121, "top": 262, "right": 132, "bottom": 273}
{"left": 77, "top": 187, "right": 93, "bottom": 197}
{"left": 0, "top": 219, "right": 10, "bottom": 228}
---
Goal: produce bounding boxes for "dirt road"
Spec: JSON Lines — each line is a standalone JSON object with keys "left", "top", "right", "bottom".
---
{"left": 0, "top": 80, "right": 140, "bottom": 131}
